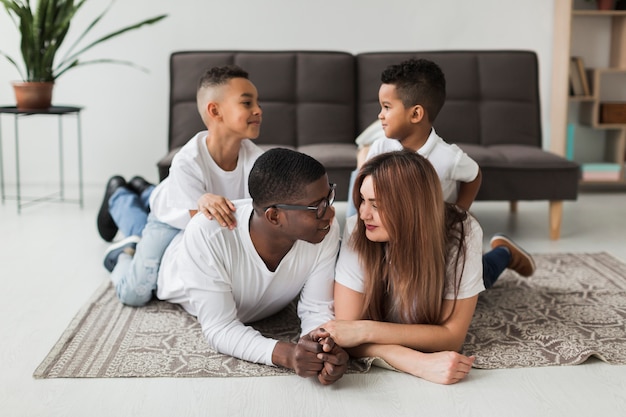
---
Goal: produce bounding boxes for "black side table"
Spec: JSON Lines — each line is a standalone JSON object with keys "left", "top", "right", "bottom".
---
{"left": 0, "top": 106, "right": 84, "bottom": 213}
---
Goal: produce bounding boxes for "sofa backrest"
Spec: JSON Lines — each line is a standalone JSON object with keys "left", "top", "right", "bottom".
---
{"left": 169, "top": 51, "right": 356, "bottom": 152}
{"left": 355, "top": 51, "right": 542, "bottom": 147}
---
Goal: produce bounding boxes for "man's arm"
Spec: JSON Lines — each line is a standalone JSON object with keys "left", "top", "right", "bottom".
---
{"left": 178, "top": 215, "right": 280, "bottom": 366}
{"left": 296, "top": 221, "right": 340, "bottom": 334}
{"left": 178, "top": 215, "right": 347, "bottom": 382}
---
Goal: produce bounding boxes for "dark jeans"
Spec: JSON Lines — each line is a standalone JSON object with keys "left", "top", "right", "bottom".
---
{"left": 483, "top": 246, "right": 511, "bottom": 289}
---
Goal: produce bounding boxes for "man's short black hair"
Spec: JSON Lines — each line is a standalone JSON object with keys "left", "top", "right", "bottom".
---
{"left": 197, "top": 64, "right": 249, "bottom": 89}
{"left": 381, "top": 58, "right": 446, "bottom": 122}
{"left": 249, "top": 148, "right": 326, "bottom": 210}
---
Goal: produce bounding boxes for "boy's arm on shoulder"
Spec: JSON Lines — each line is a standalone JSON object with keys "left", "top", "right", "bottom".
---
{"left": 455, "top": 168, "right": 481, "bottom": 211}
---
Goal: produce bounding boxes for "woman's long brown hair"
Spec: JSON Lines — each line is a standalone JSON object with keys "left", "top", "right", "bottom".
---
{"left": 350, "top": 150, "right": 467, "bottom": 325}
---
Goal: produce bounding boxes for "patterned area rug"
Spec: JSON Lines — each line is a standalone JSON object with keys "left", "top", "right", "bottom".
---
{"left": 34, "top": 252, "right": 626, "bottom": 378}
{"left": 464, "top": 252, "right": 626, "bottom": 368}
{"left": 33, "top": 283, "right": 373, "bottom": 378}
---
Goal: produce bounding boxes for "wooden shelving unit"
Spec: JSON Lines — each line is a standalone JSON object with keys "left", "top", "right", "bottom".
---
{"left": 557, "top": 1, "right": 626, "bottom": 187}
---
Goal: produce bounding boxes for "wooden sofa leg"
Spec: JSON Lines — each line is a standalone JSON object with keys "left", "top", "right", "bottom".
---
{"left": 549, "top": 201, "right": 563, "bottom": 240}
{"left": 509, "top": 201, "right": 518, "bottom": 213}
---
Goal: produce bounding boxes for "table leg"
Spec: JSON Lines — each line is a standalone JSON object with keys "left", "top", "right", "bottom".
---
{"left": 0, "top": 116, "right": 5, "bottom": 204}
{"left": 77, "top": 113, "right": 84, "bottom": 208}
{"left": 58, "top": 115, "right": 65, "bottom": 200}
{"left": 14, "top": 115, "right": 21, "bottom": 214}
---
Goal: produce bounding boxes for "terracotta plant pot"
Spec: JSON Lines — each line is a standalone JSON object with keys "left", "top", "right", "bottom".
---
{"left": 596, "top": 0, "right": 615, "bottom": 10}
{"left": 12, "top": 81, "right": 54, "bottom": 110}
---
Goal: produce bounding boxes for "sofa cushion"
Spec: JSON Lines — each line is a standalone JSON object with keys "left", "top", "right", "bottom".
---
{"left": 458, "top": 144, "right": 580, "bottom": 200}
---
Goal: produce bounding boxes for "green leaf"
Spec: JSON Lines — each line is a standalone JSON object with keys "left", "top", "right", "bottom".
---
{"left": 57, "top": 14, "right": 168, "bottom": 71}
{"left": 1, "top": 0, "right": 167, "bottom": 81}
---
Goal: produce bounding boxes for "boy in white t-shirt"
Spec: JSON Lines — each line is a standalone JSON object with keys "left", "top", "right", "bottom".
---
{"left": 96, "top": 65, "right": 264, "bottom": 306}
{"left": 157, "top": 148, "right": 348, "bottom": 385}
{"left": 348, "top": 58, "right": 535, "bottom": 288}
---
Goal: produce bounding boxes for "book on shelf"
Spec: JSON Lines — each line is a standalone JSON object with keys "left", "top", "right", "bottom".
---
{"left": 581, "top": 162, "right": 622, "bottom": 181}
{"left": 573, "top": 57, "right": 590, "bottom": 96}
{"left": 569, "top": 56, "right": 590, "bottom": 97}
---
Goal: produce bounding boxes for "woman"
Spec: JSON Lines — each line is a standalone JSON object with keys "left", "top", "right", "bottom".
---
{"left": 325, "top": 150, "right": 484, "bottom": 385}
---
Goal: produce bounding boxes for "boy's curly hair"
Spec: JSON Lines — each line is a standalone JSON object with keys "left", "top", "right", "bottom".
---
{"left": 381, "top": 58, "right": 446, "bottom": 122}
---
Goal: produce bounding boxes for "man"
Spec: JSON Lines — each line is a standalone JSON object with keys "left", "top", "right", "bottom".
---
{"left": 157, "top": 148, "right": 348, "bottom": 384}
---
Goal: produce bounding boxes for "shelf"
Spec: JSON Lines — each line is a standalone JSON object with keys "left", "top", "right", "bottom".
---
{"left": 594, "top": 123, "right": 626, "bottom": 128}
{"left": 572, "top": 10, "right": 626, "bottom": 16}
{"left": 569, "top": 95, "right": 595, "bottom": 102}
{"left": 557, "top": 0, "right": 626, "bottom": 189}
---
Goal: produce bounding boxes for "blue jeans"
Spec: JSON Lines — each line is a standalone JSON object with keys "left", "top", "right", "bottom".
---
{"left": 111, "top": 213, "right": 180, "bottom": 306}
{"left": 109, "top": 185, "right": 155, "bottom": 237}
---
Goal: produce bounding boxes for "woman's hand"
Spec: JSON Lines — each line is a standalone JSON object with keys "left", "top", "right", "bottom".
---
{"left": 197, "top": 193, "right": 237, "bottom": 229}
{"left": 411, "top": 351, "right": 475, "bottom": 385}
{"left": 322, "top": 320, "right": 368, "bottom": 348}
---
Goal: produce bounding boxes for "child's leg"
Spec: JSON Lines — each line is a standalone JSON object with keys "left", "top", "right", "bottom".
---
{"left": 111, "top": 214, "right": 180, "bottom": 306}
{"left": 138, "top": 185, "right": 155, "bottom": 212}
{"left": 483, "top": 234, "right": 536, "bottom": 288}
{"left": 482, "top": 247, "right": 511, "bottom": 289}
{"left": 108, "top": 187, "right": 151, "bottom": 237}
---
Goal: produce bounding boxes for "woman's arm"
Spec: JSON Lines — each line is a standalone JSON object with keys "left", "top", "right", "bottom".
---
{"left": 348, "top": 343, "right": 475, "bottom": 385}
{"left": 328, "top": 283, "right": 478, "bottom": 353}
{"left": 332, "top": 281, "right": 365, "bottom": 320}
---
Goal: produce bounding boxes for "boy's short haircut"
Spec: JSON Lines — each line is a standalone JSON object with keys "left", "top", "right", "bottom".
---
{"left": 197, "top": 64, "right": 249, "bottom": 90}
{"left": 381, "top": 59, "right": 446, "bottom": 123}
{"left": 249, "top": 148, "right": 326, "bottom": 210}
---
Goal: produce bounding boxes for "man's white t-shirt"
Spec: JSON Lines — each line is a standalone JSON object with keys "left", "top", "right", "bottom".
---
{"left": 335, "top": 215, "right": 485, "bottom": 313}
{"left": 150, "top": 131, "right": 263, "bottom": 229}
{"left": 366, "top": 128, "right": 479, "bottom": 204}
{"left": 157, "top": 200, "right": 340, "bottom": 366}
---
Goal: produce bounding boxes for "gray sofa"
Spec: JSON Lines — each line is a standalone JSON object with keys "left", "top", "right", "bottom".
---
{"left": 158, "top": 50, "right": 580, "bottom": 239}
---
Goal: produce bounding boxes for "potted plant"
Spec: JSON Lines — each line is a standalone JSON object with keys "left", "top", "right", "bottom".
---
{"left": 0, "top": 0, "right": 167, "bottom": 110}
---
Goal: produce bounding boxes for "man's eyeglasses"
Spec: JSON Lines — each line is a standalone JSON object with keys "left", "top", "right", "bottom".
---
{"left": 265, "top": 183, "right": 336, "bottom": 219}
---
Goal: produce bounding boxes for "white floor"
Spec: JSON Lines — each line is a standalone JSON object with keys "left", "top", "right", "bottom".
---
{"left": 1, "top": 185, "right": 626, "bottom": 417}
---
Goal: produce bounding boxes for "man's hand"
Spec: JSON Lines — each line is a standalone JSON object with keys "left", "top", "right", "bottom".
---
{"left": 272, "top": 329, "right": 349, "bottom": 385}
{"left": 309, "top": 328, "right": 349, "bottom": 385}
{"left": 197, "top": 193, "right": 237, "bottom": 229}
{"left": 278, "top": 337, "right": 325, "bottom": 379}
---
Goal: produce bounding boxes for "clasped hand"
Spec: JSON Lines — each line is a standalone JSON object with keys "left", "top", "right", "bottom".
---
{"left": 294, "top": 328, "right": 348, "bottom": 385}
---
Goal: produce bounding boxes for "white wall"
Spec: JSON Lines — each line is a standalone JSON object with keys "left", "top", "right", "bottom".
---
{"left": 0, "top": 0, "right": 555, "bottom": 186}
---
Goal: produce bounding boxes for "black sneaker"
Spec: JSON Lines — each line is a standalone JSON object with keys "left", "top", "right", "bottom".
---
{"left": 97, "top": 175, "right": 126, "bottom": 242}
{"left": 127, "top": 176, "right": 154, "bottom": 196}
